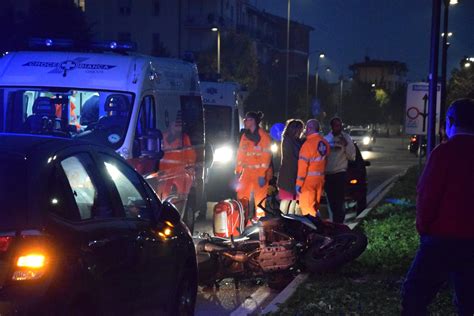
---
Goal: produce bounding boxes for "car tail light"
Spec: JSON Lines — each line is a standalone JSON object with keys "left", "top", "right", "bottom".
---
{"left": 0, "top": 236, "right": 13, "bottom": 252}
{"left": 12, "top": 252, "right": 48, "bottom": 281}
{"left": 17, "top": 254, "right": 46, "bottom": 268}
{"left": 411, "top": 137, "right": 417, "bottom": 142}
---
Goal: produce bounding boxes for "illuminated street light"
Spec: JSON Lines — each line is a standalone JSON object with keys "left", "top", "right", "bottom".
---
{"left": 449, "top": 0, "right": 458, "bottom": 4}
{"left": 325, "top": 67, "right": 331, "bottom": 72}
{"left": 371, "top": 83, "right": 376, "bottom": 88}
{"left": 211, "top": 27, "right": 221, "bottom": 76}
{"left": 464, "top": 62, "right": 471, "bottom": 68}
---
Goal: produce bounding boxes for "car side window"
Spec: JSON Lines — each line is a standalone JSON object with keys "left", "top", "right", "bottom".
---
{"left": 52, "top": 153, "right": 113, "bottom": 220}
{"left": 100, "top": 154, "right": 153, "bottom": 221}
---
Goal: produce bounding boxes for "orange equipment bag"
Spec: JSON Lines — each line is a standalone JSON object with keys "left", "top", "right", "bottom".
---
{"left": 213, "top": 199, "right": 248, "bottom": 238}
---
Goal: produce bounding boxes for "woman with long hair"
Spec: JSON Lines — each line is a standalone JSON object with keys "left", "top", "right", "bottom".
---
{"left": 277, "top": 119, "right": 304, "bottom": 201}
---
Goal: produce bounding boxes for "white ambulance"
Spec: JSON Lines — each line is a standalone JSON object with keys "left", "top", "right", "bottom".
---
{"left": 0, "top": 44, "right": 205, "bottom": 231}
{"left": 200, "top": 81, "right": 245, "bottom": 201}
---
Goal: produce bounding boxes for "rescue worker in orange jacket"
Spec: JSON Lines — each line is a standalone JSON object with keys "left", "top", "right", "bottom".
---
{"left": 54, "top": 92, "right": 81, "bottom": 130}
{"left": 296, "top": 119, "right": 330, "bottom": 216}
{"left": 161, "top": 112, "right": 197, "bottom": 171}
{"left": 235, "top": 111, "right": 272, "bottom": 218}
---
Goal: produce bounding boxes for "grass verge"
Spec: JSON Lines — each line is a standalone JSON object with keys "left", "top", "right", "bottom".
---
{"left": 269, "top": 165, "right": 456, "bottom": 315}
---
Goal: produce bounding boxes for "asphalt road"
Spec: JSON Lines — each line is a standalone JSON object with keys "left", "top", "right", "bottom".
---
{"left": 362, "top": 137, "right": 418, "bottom": 192}
{"left": 194, "top": 136, "right": 418, "bottom": 315}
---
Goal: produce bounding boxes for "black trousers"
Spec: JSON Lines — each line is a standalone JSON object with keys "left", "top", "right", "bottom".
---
{"left": 325, "top": 172, "right": 346, "bottom": 223}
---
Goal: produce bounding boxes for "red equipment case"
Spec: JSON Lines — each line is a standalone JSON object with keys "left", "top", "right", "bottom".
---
{"left": 213, "top": 199, "right": 248, "bottom": 238}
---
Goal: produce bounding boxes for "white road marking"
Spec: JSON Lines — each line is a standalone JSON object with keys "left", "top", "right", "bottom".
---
{"left": 229, "top": 286, "right": 273, "bottom": 316}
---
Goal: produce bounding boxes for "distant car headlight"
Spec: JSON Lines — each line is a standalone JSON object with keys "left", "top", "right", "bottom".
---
{"left": 363, "top": 137, "right": 370, "bottom": 145}
{"left": 270, "top": 143, "right": 279, "bottom": 154}
{"left": 213, "top": 145, "right": 233, "bottom": 164}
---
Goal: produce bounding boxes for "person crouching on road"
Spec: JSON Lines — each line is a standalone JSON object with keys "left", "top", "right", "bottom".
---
{"left": 235, "top": 111, "right": 272, "bottom": 219}
{"left": 324, "top": 117, "right": 356, "bottom": 223}
{"left": 401, "top": 98, "right": 474, "bottom": 315}
{"left": 296, "top": 119, "right": 330, "bottom": 217}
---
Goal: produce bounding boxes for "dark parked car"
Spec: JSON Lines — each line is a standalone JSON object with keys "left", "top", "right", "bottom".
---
{"left": 320, "top": 143, "right": 370, "bottom": 216}
{"left": 0, "top": 134, "right": 197, "bottom": 315}
{"left": 345, "top": 143, "right": 371, "bottom": 214}
{"left": 408, "top": 134, "right": 426, "bottom": 157}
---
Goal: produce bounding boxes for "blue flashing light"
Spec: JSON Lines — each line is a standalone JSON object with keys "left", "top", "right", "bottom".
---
{"left": 91, "top": 41, "right": 137, "bottom": 52}
{"left": 28, "top": 38, "right": 74, "bottom": 49}
{"left": 270, "top": 123, "right": 285, "bottom": 142}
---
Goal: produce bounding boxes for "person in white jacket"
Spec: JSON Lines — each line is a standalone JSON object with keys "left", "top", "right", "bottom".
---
{"left": 324, "top": 117, "right": 356, "bottom": 223}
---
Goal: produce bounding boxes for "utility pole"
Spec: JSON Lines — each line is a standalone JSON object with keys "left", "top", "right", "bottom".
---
{"left": 285, "top": 0, "right": 291, "bottom": 120}
{"left": 427, "top": 0, "right": 442, "bottom": 157}
{"left": 440, "top": 0, "right": 449, "bottom": 123}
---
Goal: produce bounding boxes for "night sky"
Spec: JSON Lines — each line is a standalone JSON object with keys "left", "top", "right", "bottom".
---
{"left": 254, "top": 0, "right": 474, "bottom": 83}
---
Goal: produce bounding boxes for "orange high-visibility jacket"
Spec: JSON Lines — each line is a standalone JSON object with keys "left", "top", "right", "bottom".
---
{"left": 296, "top": 133, "right": 330, "bottom": 187}
{"left": 235, "top": 128, "right": 272, "bottom": 178}
{"left": 162, "top": 132, "right": 196, "bottom": 169}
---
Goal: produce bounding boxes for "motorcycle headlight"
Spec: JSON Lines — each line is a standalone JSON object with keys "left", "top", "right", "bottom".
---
{"left": 270, "top": 143, "right": 279, "bottom": 154}
{"left": 363, "top": 137, "right": 370, "bottom": 145}
{"left": 213, "top": 145, "right": 233, "bottom": 164}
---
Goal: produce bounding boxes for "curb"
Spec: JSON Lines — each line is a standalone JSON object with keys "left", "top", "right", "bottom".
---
{"left": 260, "top": 274, "right": 309, "bottom": 314}
{"left": 229, "top": 287, "right": 273, "bottom": 316}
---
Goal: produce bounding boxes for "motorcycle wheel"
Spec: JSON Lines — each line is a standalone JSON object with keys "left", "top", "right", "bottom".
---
{"left": 303, "top": 230, "right": 367, "bottom": 273}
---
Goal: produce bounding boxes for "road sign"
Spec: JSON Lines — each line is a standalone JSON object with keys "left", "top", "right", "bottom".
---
{"left": 405, "top": 82, "right": 441, "bottom": 135}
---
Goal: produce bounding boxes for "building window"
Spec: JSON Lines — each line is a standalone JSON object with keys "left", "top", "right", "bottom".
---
{"left": 153, "top": 0, "right": 160, "bottom": 16}
{"left": 118, "top": 32, "right": 132, "bottom": 42}
{"left": 118, "top": 0, "right": 132, "bottom": 16}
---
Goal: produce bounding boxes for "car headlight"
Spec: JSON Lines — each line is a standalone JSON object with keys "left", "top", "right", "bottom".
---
{"left": 270, "top": 143, "right": 279, "bottom": 154}
{"left": 363, "top": 137, "right": 370, "bottom": 145}
{"left": 213, "top": 145, "right": 233, "bottom": 164}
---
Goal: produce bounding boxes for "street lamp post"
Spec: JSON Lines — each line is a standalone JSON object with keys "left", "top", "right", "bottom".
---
{"left": 440, "top": 0, "right": 457, "bottom": 128}
{"left": 285, "top": 0, "right": 291, "bottom": 120}
{"left": 211, "top": 27, "right": 221, "bottom": 77}
{"left": 314, "top": 63, "right": 331, "bottom": 105}
{"left": 427, "top": 0, "right": 442, "bottom": 157}
{"left": 306, "top": 51, "right": 325, "bottom": 117}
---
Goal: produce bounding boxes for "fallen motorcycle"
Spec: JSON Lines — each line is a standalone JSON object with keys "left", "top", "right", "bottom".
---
{"left": 194, "top": 194, "right": 368, "bottom": 290}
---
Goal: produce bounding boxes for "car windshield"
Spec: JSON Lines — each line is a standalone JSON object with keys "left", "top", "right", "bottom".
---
{"left": 0, "top": 155, "right": 26, "bottom": 230}
{"left": 350, "top": 130, "right": 369, "bottom": 137}
{"left": 0, "top": 87, "right": 134, "bottom": 149}
{"left": 204, "top": 105, "right": 232, "bottom": 144}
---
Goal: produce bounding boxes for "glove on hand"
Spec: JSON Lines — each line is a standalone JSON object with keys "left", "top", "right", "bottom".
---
{"left": 295, "top": 185, "right": 302, "bottom": 194}
{"left": 258, "top": 177, "right": 266, "bottom": 188}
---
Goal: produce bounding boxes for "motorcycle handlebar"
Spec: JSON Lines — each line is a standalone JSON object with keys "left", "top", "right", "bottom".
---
{"left": 257, "top": 195, "right": 281, "bottom": 217}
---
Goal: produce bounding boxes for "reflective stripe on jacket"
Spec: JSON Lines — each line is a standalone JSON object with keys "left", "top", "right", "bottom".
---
{"left": 235, "top": 128, "right": 272, "bottom": 178}
{"left": 296, "top": 133, "right": 330, "bottom": 187}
